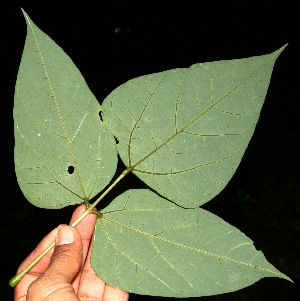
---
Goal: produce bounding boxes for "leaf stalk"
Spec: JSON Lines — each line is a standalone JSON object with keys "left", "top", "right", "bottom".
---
{"left": 8, "top": 167, "right": 132, "bottom": 287}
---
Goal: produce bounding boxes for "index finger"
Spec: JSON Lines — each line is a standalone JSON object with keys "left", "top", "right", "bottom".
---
{"left": 68, "top": 204, "right": 97, "bottom": 291}
{"left": 14, "top": 204, "right": 97, "bottom": 299}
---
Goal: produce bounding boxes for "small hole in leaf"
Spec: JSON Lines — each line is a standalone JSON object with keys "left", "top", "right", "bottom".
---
{"left": 67, "top": 165, "right": 75, "bottom": 174}
{"left": 115, "top": 137, "right": 119, "bottom": 144}
{"left": 99, "top": 111, "right": 104, "bottom": 122}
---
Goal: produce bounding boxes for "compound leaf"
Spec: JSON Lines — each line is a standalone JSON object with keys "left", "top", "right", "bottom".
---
{"left": 14, "top": 12, "right": 290, "bottom": 297}
{"left": 91, "top": 189, "right": 290, "bottom": 297}
{"left": 102, "top": 46, "right": 286, "bottom": 208}
{"left": 14, "top": 11, "right": 117, "bottom": 208}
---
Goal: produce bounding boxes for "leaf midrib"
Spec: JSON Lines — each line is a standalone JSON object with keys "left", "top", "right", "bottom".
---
{"left": 23, "top": 11, "right": 87, "bottom": 199}
{"left": 129, "top": 56, "right": 274, "bottom": 172}
{"left": 101, "top": 215, "right": 284, "bottom": 278}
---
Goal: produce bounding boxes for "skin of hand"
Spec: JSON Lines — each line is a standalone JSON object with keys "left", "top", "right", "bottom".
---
{"left": 14, "top": 204, "right": 129, "bottom": 301}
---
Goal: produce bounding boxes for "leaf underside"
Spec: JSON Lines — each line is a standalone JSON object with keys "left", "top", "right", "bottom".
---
{"left": 103, "top": 46, "right": 285, "bottom": 208}
{"left": 14, "top": 11, "right": 117, "bottom": 208}
{"left": 92, "top": 189, "right": 290, "bottom": 297}
{"left": 15, "top": 11, "right": 289, "bottom": 298}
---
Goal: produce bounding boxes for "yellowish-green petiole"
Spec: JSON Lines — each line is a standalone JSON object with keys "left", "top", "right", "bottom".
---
{"left": 9, "top": 167, "right": 132, "bottom": 287}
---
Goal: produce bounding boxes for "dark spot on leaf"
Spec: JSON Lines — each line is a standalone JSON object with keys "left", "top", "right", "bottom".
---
{"left": 99, "top": 111, "right": 104, "bottom": 122}
{"left": 115, "top": 136, "right": 119, "bottom": 144}
{"left": 67, "top": 165, "right": 75, "bottom": 174}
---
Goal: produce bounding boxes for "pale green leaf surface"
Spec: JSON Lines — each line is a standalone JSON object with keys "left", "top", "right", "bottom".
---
{"left": 92, "top": 189, "right": 290, "bottom": 297}
{"left": 102, "top": 46, "right": 286, "bottom": 208}
{"left": 14, "top": 11, "right": 117, "bottom": 208}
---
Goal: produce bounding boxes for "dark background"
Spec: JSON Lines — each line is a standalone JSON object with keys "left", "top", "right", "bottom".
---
{"left": 1, "top": 0, "right": 299, "bottom": 300}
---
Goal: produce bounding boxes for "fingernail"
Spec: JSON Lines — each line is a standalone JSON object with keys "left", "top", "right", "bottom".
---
{"left": 57, "top": 226, "right": 75, "bottom": 246}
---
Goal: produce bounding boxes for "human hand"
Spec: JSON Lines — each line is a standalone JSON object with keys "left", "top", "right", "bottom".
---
{"left": 14, "top": 204, "right": 129, "bottom": 301}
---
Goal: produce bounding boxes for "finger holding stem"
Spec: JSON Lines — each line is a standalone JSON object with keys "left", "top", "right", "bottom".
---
{"left": 9, "top": 167, "right": 132, "bottom": 287}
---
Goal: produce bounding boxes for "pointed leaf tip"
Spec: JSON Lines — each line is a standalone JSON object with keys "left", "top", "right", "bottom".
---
{"left": 20, "top": 8, "right": 29, "bottom": 20}
{"left": 279, "top": 43, "right": 288, "bottom": 52}
{"left": 20, "top": 8, "right": 33, "bottom": 29}
{"left": 92, "top": 189, "right": 292, "bottom": 297}
{"left": 103, "top": 46, "right": 286, "bottom": 208}
{"left": 14, "top": 11, "right": 118, "bottom": 208}
{"left": 272, "top": 43, "right": 288, "bottom": 59}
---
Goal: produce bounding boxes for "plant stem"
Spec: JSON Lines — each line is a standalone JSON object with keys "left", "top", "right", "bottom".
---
{"left": 9, "top": 241, "right": 55, "bottom": 287}
{"left": 9, "top": 167, "right": 132, "bottom": 287}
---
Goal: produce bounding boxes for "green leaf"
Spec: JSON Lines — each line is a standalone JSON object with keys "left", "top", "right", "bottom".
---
{"left": 92, "top": 189, "right": 290, "bottom": 297}
{"left": 12, "top": 12, "right": 290, "bottom": 297}
{"left": 13, "top": 11, "right": 117, "bottom": 208}
{"left": 102, "top": 46, "right": 286, "bottom": 208}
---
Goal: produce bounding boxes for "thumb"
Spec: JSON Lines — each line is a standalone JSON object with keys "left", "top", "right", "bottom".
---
{"left": 27, "top": 226, "right": 83, "bottom": 301}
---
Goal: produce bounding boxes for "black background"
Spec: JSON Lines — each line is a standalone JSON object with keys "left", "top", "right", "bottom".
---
{"left": 1, "top": 0, "right": 299, "bottom": 300}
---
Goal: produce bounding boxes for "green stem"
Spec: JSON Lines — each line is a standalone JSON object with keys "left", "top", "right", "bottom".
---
{"left": 9, "top": 242, "right": 55, "bottom": 287}
{"left": 9, "top": 167, "right": 132, "bottom": 287}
